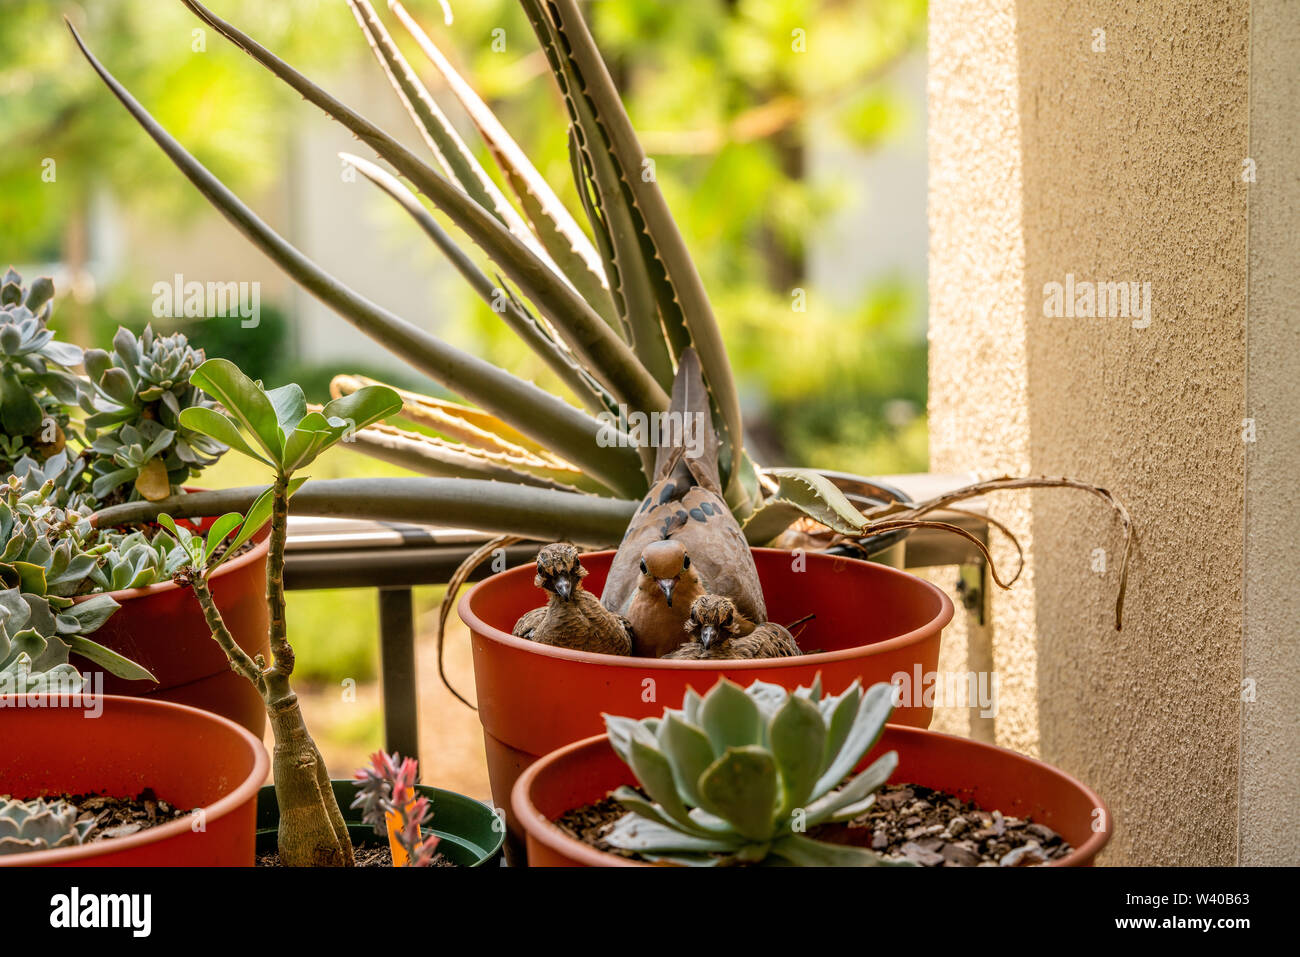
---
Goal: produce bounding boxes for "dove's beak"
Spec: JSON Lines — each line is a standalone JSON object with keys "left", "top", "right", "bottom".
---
{"left": 554, "top": 576, "right": 573, "bottom": 600}
{"left": 657, "top": 578, "right": 676, "bottom": 606}
{"left": 699, "top": 624, "right": 717, "bottom": 650}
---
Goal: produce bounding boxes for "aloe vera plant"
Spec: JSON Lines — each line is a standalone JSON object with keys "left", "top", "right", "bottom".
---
{"left": 76, "top": 2, "right": 1134, "bottom": 629}
{"left": 602, "top": 676, "right": 913, "bottom": 866}
{"left": 159, "top": 358, "right": 402, "bottom": 866}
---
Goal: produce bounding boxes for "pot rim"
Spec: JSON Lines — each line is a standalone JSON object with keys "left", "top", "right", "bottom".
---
{"left": 459, "top": 547, "right": 954, "bottom": 670}
{"left": 78, "top": 518, "right": 270, "bottom": 605}
{"left": 0, "top": 694, "right": 269, "bottom": 866}
{"left": 513, "top": 727, "right": 1113, "bottom": 868}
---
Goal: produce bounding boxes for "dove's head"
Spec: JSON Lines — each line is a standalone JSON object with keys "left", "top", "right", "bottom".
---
{"left": 685, "top": 594, "right": 741, "bottom": 651}
{"left": 637, "top": 539, "right": 695, "bottom": 608}
{"left": 534, "top": 543, "right": 586, "bottom": 601}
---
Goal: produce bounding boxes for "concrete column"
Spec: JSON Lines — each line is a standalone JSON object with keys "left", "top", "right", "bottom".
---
{"left": 928, "top": 0, "right": 1295, "bottom": 865}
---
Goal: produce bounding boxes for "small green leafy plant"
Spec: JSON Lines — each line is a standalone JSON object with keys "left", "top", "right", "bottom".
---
{"left": 161, "top": 358, "right": 401, "bottom": 866}
{"left": 0, "top": 797, "right": 93, "bottom": 856}
{"left": 602, "top": 675, "right": 913, "bottom": 866}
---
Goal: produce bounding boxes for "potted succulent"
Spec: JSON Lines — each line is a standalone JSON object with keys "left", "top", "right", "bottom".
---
{"left": 1, "top": 267, "right": 272, "bottom": 732}
{"left": 0, "top": 695, "right": 269, "bottom": 867}
{"left": 2, "top": 544, "right": 265, "bottom": 867}
{"left": 513, "top": 676, "right": 1112, "bottom": 867}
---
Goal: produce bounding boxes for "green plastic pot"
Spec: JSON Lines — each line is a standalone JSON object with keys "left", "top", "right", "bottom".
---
{"left": 254, "top": 780, "right": 503, "bottom": 867}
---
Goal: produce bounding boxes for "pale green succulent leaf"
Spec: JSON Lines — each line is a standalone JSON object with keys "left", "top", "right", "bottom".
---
{"left": 698, "top": 678, "right": 762, "bottom": 756}
{"left": 768, "top": 692, "right": 827, "bottom": 817}
{"left": 813, "top": 682, "right": 894, "bottom": 796}
{"left": 769, "top": 833, "right": 914, "bottom": 867}
{"left": 696, "top": 746, "right": 778, "bottom": 842}
{"left": 64, "top": 635, "right": 156, "bottom": 683}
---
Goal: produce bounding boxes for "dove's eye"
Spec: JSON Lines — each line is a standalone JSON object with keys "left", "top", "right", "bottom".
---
{"left": 640, "top": 559, "right": 648, "bottom": 574}
{"left": 682, "top": 554, "right": 691, "bottom": 569}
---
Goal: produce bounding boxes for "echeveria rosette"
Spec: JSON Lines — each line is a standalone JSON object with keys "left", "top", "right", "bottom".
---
{"left": 82, "top": 326, "right": 226, "bottom": 503}
{"left": 601, "top": 676, "right": 913, "bottom": 867}
{"left": 0, "top": 797, "right": 95, "bottom": 856}
{"left": 0, "top": 268, "right": 84, "bottom": 472}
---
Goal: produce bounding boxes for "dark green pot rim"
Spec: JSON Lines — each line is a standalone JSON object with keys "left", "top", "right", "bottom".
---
{"left": 255, "top": 780, "right": 504, "bottom": 867}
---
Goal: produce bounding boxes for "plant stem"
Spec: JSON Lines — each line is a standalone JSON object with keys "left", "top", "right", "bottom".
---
{"left": 191, "top": 575, "right": 264, "bottom": 692}
{"left": 266, "top": 472, "right": 293, "bottom": 678}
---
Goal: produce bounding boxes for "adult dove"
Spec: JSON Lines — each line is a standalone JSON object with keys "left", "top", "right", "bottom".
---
{"left": 601, "top": 349, "right": 766, "bottom": 657}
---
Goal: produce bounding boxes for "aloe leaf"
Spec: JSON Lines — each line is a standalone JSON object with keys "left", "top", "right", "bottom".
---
{"left": 347, "top": 422, "right": 608, "bottom": 494}
{"left": 342, "top": 153, "right": 613, "bottom": 416}
{"left": 535, "top": 0, "right": 743, "bottom": 486}
{"left": 169, "top": 0, "right": 667, "bottom": 420}
{"left": 519, "top": 0, "right": 673, "bottom": 391}
{"left": 66, "top": 21, "right": 646, "bottom": 499}
{"left": 347, "top": 0, "right": 557, "bottom": 271}
{"left": 741, "top": 467, "right": 871, "bottom": 544}
{"left": 91, "top": 478, "right": 639, "bottom": 547}
{"left": 388, "top": 1, "right": 612, "bottom": 308}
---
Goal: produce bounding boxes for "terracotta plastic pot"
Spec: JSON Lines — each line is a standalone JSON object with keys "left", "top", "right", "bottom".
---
{"left": 460, "top": 549, "right": 953, "bottom": 860}
{"left": 72, "top": 513, "right": 270, "bottom": 736}
{"left": 513, "top": 728, "right": 1112, "bottom": 867}
{"left": 254, "top": 780, "right": 505, "bottom": 867}
{"left": 0, "top": 694, "right": 269, "bottom": 866}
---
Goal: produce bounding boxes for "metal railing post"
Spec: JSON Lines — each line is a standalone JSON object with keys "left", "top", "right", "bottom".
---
{"left": 377, "top": 586, "right": 420, "bottom": 772}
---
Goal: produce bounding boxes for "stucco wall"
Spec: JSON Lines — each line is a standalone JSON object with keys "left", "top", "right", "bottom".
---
{"left": 927, "top": 0, "right": 1285, "bottom": 865}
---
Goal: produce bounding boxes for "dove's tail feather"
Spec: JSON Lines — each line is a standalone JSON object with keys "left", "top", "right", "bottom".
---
{"left": 652, "top": 347, "right": 722, "bottom": 494}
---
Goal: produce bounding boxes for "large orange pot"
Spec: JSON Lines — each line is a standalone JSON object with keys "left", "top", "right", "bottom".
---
{"left": 460, "top": 549, "right": 953, "bottom": 861}
{"left": 72, "top": 514, "right": 270, "bottom": 736}
{"left": 0, "top": 695, "right": 268, "bottom": 866}
{"left": 513, "top": 728, "right": 1112, "bottom": 867}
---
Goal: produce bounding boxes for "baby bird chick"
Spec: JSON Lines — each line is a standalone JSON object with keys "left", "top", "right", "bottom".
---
{"left": 512, "top": 544, "right": 632, "bottom": 656}
{"left": 626, "top": 539, "right": 706, "bottom": 659}
{"left": 665, "top": 594, "right": 802, "bottom": 660}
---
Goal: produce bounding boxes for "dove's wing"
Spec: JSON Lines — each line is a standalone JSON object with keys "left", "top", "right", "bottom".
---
{"left": 601, "top": 348, "right": 765, "bottom": 620}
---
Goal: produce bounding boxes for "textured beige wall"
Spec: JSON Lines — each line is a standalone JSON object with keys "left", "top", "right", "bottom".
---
{"left": 928, "top": 0, "right": 1274, "bottom": 865}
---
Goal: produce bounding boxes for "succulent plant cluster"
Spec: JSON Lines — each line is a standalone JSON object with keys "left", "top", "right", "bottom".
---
{"left": 0, "top": 268, "right": 83, "bottom": 476}
{"left": 0, "top": 796, "right": 93, "bottom": 856}
{"left": 82, "top": 326, "right": 226, "bottom": 503}
{"left": 602, "top": 676, "right": 913, "bottom": 866}
{"left": 353, "top": 750, "right": 441, "bottom": 867}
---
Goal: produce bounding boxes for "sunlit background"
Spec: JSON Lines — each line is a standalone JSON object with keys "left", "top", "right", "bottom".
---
{"left": 0, "top": 0, "right": 928, "bottom": 793}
